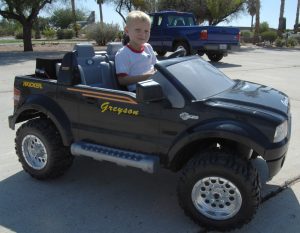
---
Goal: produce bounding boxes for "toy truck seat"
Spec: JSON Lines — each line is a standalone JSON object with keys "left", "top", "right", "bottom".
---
{"left": 73, "top": 43, "right": 122, "bottom": 90}
{"left": 73, "top": 44, "right": 105, "bottom": 87}
{"left": 55, "top": 44, "right": 121, "bottom": 90}
{"left": 57, "top": 51, "right": 81, "bottom": 86}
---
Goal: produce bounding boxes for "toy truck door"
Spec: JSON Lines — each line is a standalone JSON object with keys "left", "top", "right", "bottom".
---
{"left": 73, "top": 87, "right": 162, "bottom": 154}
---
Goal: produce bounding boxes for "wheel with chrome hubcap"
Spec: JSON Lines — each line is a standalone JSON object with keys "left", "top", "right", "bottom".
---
{"left": 177, "top": 150, "right": 261, "bottom": 231}
{"left": 192, "top": 176, "right": 242, "bottom": 220}
{"left": 22, "top": 135, "right": 48, "bottom": 170}
{"left": 16, "top": 118, "right": 73, "bottom": 179}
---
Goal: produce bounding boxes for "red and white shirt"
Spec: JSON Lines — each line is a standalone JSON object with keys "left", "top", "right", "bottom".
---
{"left": 115, "top": 43, "right": 157, "bottom": 91}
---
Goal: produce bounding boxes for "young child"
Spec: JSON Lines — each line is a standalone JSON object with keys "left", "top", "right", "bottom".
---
{"left": 115, "top": 11, "right": 157, "bottom": 92}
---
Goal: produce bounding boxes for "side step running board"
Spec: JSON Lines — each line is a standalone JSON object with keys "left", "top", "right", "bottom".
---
{"left": 71, "top": 141, "right": 160, "bottom": 173}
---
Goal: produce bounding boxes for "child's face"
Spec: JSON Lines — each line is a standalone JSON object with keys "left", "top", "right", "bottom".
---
{"left": 125, "top": 19, "right": 151, "bottom": 48}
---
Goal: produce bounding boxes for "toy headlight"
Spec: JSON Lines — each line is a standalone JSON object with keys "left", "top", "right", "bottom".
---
{"left": 273, "top": 120, "right": 288, "bottom": 143}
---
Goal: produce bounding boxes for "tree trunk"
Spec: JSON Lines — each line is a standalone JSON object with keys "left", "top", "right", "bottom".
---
{"left": 295, "top": 0, "right": 300, "bottom": 32}
{"left": 99, "top": 2, "right": 103, "bottom": 23}
{"left": 253, "top": 0, "right": 260, "bottom": 44}
{"left": 71, "top": 0, "right": 78, "bottom": 37}
{"left": 22, "top": 22, "right": 33, "bottom": 51}
{"left": 251, "top": 15, "right": 254, "bottom": 31}
{"left": 278, "top": 0, "right": 285, "bottom": 36}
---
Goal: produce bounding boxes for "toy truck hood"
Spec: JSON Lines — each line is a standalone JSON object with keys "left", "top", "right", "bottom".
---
{"left": 208, "top": 80, "right": 289, "bottom": 116}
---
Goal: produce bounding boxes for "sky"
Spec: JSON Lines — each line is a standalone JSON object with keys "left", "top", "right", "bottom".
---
{"left": 47, "top": 0, "right": 298, "bottom": 30}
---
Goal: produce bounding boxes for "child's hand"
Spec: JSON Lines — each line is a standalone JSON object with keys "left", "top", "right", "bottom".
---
{"left": 144, "top": 68, "right": 156, "bottom": 77}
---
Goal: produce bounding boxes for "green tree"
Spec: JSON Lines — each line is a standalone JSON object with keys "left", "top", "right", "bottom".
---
{"left": 205, "top": 0, "right": 245, "bottom": 25}
{"left": 157, "top": 0, "right": 208, "bottom": 23}
{"left": 50, "top": 8, "right": 85, "bottom": 29}
{"left": 108, "top": 0, "right": 155, "bottom": 23}
{"left": 0, "top": 0, "right": 53, "bottom": 51}
{"left": 157, "top": 0, "right": 245, "bottom": 25}
{"left": 246, "top": 0, "right": 256, "bottom": 31}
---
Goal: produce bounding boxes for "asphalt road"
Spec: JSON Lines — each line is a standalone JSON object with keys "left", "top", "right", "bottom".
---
{"left": 0, "top": 46, "right": 300, "bottom": 233}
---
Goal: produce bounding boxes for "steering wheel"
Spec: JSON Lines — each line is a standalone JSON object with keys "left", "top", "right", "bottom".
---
{"left": 167, "top": 47, "right": 186, "bottom": 59}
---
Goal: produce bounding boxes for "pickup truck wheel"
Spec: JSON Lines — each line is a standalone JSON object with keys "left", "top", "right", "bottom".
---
{"left": 177, "top": 151, "right": 261, "bottom": 231}
{"left": 156, "top": 50, "right": 167, "bottom": 57}
{"left": 174, "top": 42, "right": 190, "bottom": 55}
{"left": 197, "top": 51, "right": 205, "bottom": 56}
{"left": 206, "top": 52, "right": 224, "bottom": 62}
{"left": 15, "top": 118, "right": 73, "bottom": 179}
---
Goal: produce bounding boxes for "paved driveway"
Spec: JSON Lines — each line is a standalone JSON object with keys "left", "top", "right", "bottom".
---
{"left": 0, "top": 47, "right": 299, "bottom": 233}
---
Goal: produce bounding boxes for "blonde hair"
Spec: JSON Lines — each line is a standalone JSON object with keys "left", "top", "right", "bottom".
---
{"left": 126, "top": 10, "right": 151, "bottom": 27}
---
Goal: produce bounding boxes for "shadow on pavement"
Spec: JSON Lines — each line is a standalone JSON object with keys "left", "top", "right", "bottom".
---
{"left": 211, "top": 62, "right": 242, "bottom": 69}
{"left": 229, "top": 185, "right": 300, "bottom": 233}
{"left": 0, "top": 157, "right": 198, "bottom": 233}
{"left": 0, "top": 51, "right": 65, "bottom": 66}
{"left": 1, "top": 156, "right": 298, "bottom": 233}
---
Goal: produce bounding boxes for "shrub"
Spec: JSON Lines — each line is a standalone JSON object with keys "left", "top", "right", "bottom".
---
{"left": 287, "top": 37, "right": 298, "bottom": 47}
{"left": 56, "top": 29, "right": 75, "bottom": 39}
{"left": 86, "top": 22, "right": 120, "bottom": 46}
{"left": 261, "top": 31, "right": 277, "bottom": 43}
{"left": 43, "top": 28, "right": 56, "bottom": 40}
{"left": 259, "top": 22, "right": 270, "bottom": 33}
{"left": 63, "top": 29, "right": 75, "bottom": 39}
{"left": 241, "top": 31, "right": 253, "bottom": 43}
{"left": 275, "top": 37, "right": 285, "bottom": 47}
{"left": 14, "top": 29, "right": 23, "bottom": 39}
{"left": 0, "top": 19, "right": 21, "bottom": 36}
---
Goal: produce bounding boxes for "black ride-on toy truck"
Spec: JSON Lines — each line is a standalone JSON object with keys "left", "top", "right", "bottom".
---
{"left": 8, "top": 44, "right": 291, "bottom": 231}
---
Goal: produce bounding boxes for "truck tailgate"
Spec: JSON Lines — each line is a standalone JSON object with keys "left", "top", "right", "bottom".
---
{"left": 204, "top": 26, "right": 240, "bottom": 44}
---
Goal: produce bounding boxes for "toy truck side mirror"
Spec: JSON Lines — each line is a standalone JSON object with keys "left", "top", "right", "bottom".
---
{"left": 136, "top": 80, "right": 164, "bottom": 103}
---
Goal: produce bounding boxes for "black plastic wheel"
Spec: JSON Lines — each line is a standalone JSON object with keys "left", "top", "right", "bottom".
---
{"left": 15, "top": 118, "right": 73, "bottom": 179}
{"left": 177, "top": 150, "right": 261, "bottom": 231}
{"left": 206, "top": 52, "right": 224, "bottom": 62}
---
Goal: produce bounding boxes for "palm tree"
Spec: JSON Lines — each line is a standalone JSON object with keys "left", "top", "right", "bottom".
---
{"left": 247, "top": 0, "right": 256, "bottom": 31}
{"left": 253, "top": 0, "right": 260, "bottom": 44}
{"left": 295, "top": 0, "right": 300, "bottom": 32}
{"left": 97, "top": 0, "right": 104, "bottom": 23}
{"left": 278, "top": 0, "right": 285, "bottom": 36}
{"left": 71, "top": 0, "right": 79, "bottom": 37}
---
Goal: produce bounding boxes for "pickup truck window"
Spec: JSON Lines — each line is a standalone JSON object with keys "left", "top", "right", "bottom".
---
{"left": 167, "top": 16, "right": 195, "bottom": 26}
{"left": 167, "top": 58, "right": 234, "bottom": 100}
{"left": 150, "top": 15, "right": 163, "bottom": 27}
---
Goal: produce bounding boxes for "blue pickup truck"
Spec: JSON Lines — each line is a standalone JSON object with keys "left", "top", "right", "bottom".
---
{"left": 149, "top": 11, "right": 240, "bottom": 62}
